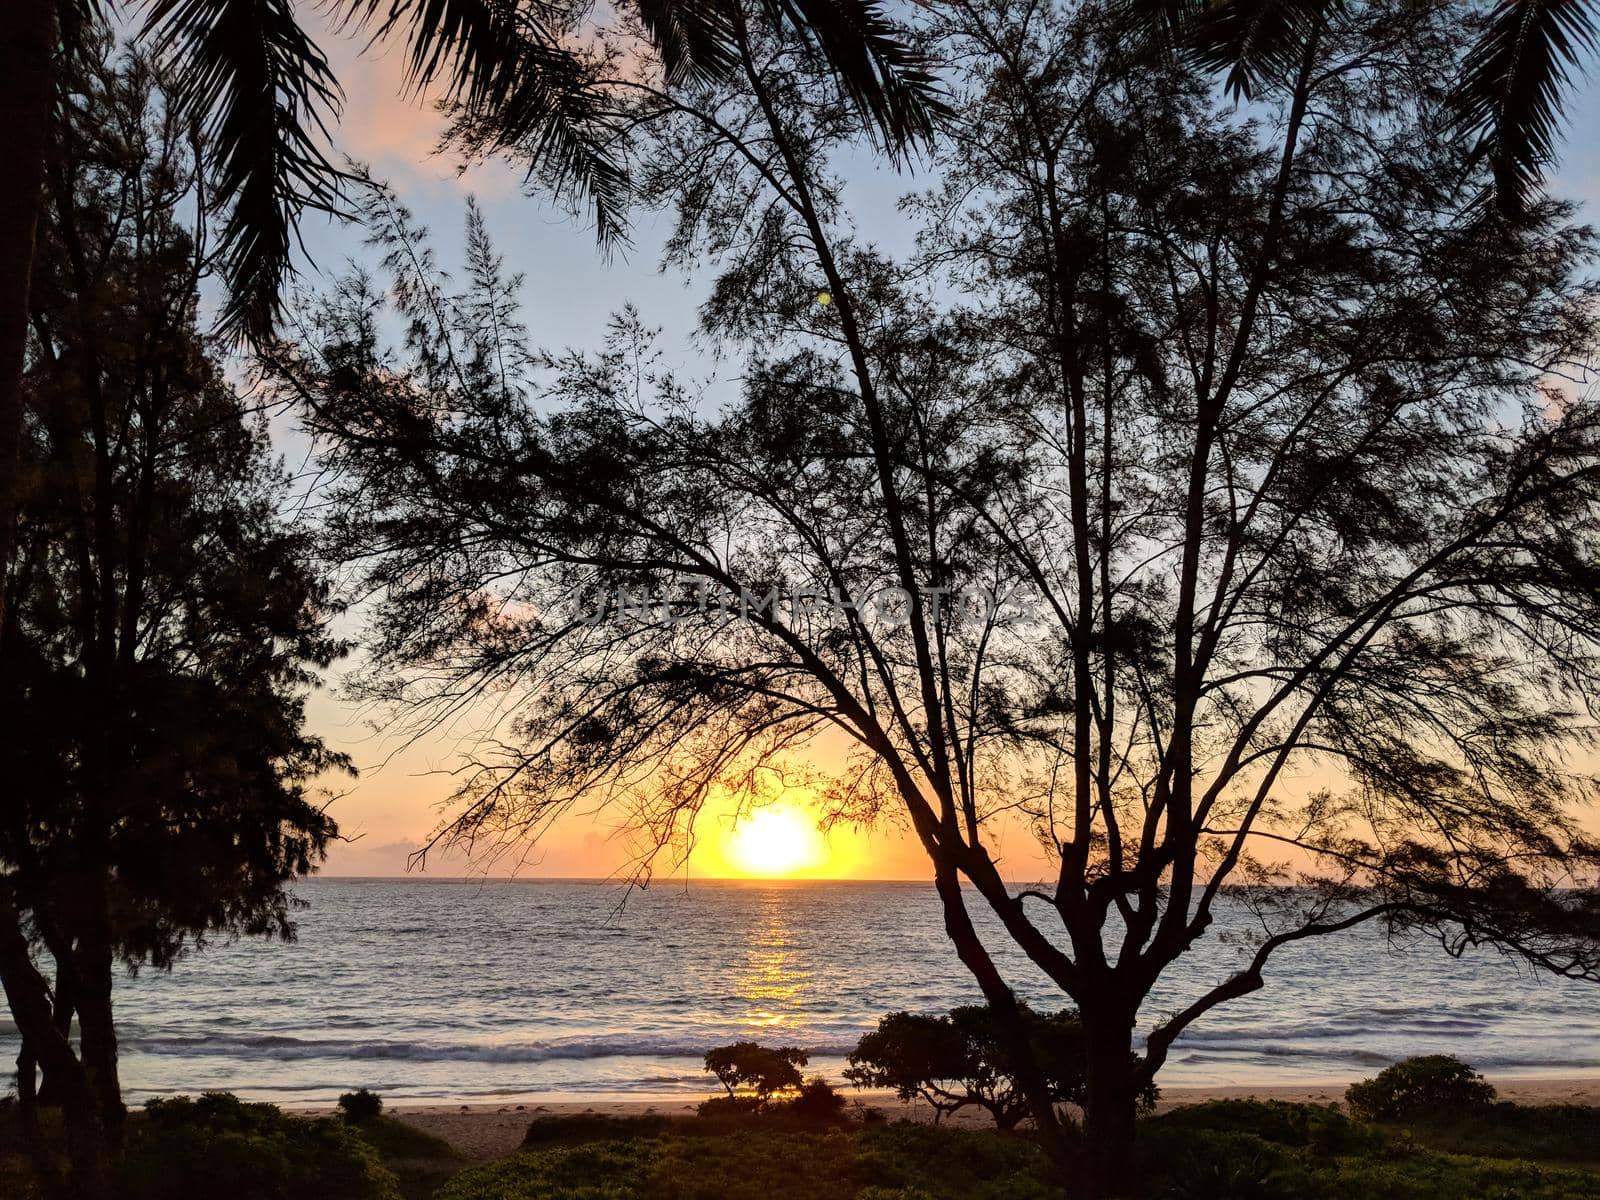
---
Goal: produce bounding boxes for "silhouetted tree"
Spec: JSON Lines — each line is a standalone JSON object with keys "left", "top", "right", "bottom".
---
{"left": 0, "top": 0, "right": 947, "bottom": 644}
{"left": 846, "top": 1004, "right": 1154, "bottom": 1129}
{"left": 284, "top": 0, "right": 1600, "bottom": 1194}
{"left": 704, "top": 1041, "right": 809, "bottom": 1106}
{"left": 1132, "top": 0, "right": 1599, "bottom": 219}
{"left": 0, "top": 49, "right": 348, "bottom": 1195}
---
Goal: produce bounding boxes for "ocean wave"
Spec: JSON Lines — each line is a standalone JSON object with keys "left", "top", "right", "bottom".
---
{"left": 126, "top": 1033, "right": 862, "bottom": 1065}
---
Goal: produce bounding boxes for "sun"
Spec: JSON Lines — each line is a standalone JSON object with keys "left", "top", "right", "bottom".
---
{"left": 724, "top": 806, "right": 827, "bottom": 877}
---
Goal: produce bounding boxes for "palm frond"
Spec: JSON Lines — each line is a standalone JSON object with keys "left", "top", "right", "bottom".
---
{"left": 1116, "top": 0, "right": 1210, "bottom": 53}
{"left": 340, "top": 0, "right": 631, "bottom": 246}
{"left": 1452, "top": 0, "right": 1599, "bottom": 215}
{"left": 632, "top": 0, "right": 739, "bottom": 87}
{"left": 1185, "top": 0, "right": 1330, "bottom": 100}
{"left": 140, "top": 0, "right": 347, "bottom": 343}
{"left": 760, "top": 0, "right": 950, "bottom": 152}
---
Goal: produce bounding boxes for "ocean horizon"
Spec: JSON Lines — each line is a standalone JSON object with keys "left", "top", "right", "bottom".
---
{"left": 6, "top": 876, "right": 1598, "bottom": 1106}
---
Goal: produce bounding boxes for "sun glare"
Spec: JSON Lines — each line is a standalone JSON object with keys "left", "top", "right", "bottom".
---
{"left": 725, "top": 807, "right": 827, "bottom": 877}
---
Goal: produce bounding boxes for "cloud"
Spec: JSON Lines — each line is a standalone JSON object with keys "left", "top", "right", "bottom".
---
{"left": 310, "top": 14, "right": 522, "bottom": 201}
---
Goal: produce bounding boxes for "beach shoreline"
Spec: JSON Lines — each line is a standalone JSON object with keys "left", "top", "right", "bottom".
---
{"left": 289, "top": 1074, "right": 1600, "bottom": 1159}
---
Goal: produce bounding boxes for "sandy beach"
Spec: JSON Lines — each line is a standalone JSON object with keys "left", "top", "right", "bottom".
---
{"left": 291, "top": 1075, "right": 1600, "bottom": 1159}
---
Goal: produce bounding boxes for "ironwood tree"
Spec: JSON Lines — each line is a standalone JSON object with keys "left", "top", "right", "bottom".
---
{"left": 0, "top": 50, "right": 347, "bottom": 1195}
{"left": 283, "top": 0, "right": 1600, "bottom": 1194}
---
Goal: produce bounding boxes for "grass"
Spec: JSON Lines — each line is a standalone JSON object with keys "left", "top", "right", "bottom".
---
{"left": 348, "top": 1116, "right": 461, "bottom": 1200}
{"left": 1141, "top": 1100, "right": 1600, "bottom": 1199}
{"left": 7, "top": 1094, "right": 1600, "bottom": 1198}
{"left": 439, "top": 1118, "right": 1058, "bottom": 1200}
{"left": 1391, "top": 1102, "right": 1600, "bottom": 1166}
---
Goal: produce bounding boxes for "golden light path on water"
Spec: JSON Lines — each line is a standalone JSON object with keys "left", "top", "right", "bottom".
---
{"left": 738, "top": 891, "right": 809, "bottom": 1033}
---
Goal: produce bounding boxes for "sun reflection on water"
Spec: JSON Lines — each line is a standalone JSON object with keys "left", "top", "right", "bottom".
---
{"left": 736, "top": 892, "right": 812, "bottom": 1032}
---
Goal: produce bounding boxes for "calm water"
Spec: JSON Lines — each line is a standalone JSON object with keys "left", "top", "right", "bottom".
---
{"left": 4, "top": 878, "right": 1597, "bottom": 1104}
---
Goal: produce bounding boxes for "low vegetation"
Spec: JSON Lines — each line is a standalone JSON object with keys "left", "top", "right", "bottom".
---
{"left": 1345, "top": 1054, "right": 1498, "bottom": 1121}
{"left": 6, "top": 1059, "right": 1600, "bottom": 1198}
{"left": 845, "top": 1004, "right": 1157, "bottom": 1128}
{"left": 119, "top": 1093, "right": 400, "bottom": 1200}
{"left": 339, "top": 1089, "right": 387, "bottom": 1124}
{"left": 444, "top": 1100, "right": 1600, "bottom": 1200}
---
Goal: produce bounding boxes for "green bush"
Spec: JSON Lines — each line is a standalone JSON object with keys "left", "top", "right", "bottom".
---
{"left": 1400, "top": 1102, "right": 1600, "bottom": 1163}
{"left": 422, "top": 1100, "right": 1600, "bottom": 1200}
{"left": 1150, "top": 1100, "right": 1377, "bottom": 1156}
{"left": 119, "top": 1093, "right": 400, "bottom": 1200}
{"left": 338, "top": 1088, "right": 385, "bottom": 1124}
{"left": 1159, "top": 1133, "right": 1290, "bottom": 1200}
{"left": 439, "top": 1124, "right": 1056, "bottom": 1200}
{"left": 787, "top": 1077, "right": 848, "bottom": 1122}
{"left": 1346, "top": 1055, "right": 1497, "bottom": 1121}
{"left": 522, "top": 1112, "right": 673, "bottom": 1148}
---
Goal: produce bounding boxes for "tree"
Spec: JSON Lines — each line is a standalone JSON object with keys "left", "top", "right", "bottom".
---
{"left": 0, "top": 49, "right": 348, "bottom": 1195}
{"left": 1133, "top": 0, "right": 1600, "bottom": 217}
{"left": 846, "top": 1004, "right": 1156, "bottom": 1129}
{"left": 704, "top": 1041, "right": 809, "bottom": 1106}
{"left": 283, "top": 0, "right": 1600, "bottom": 1194}
{"left": 0, "top": 0, "right": 947, "bottom": 643}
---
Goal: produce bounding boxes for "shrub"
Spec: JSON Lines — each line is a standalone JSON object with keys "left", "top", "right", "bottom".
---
{"left": 704, "top": 1041, "right": 809, "bottom": 1107}
{"left": 1150, "top": 1100, "right": 1377, "bottom": 1156}
{"left": 1399, "top": 1101, "right": 1600, "bottom": 1163}
{"left": 787, "top": 1077, "right": 848, "bottom": 1121}
{"left": 119, "top": 1093, "right": 399, "bottom": 1200}
{"left": 439, "top": 1124, "right": 1058, "bottom": 1200}
{"left": 696, "top": 1094, "right": 764, "bottom": 1118}
{"left": 338, "top": 1088, "right": 385, "bottom": 1124}
{"left": 521, "top": 1112, "right": 671, "bottom": 1147}
{"left": 1345, "top": 1055, "right": 1497, "bottom": 1122}
{"left": 845, "top": 1002, "right": 1157, "bottom": 1129}
{"left": 1161, "top": 1136, "right": 1288, "bottom": 1200}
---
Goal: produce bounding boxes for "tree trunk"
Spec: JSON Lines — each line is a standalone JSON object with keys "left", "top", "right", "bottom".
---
{"left": 930, "top": 865, "right": 1078, "bottom": 1172}
{"left": 1080, "top": 1013, "right": 1141, "bottom": 1200}
{"left": 15, "top": 1036, "right": 55, "bottom": 1180}
{"left": 0, "top": 903, "right": 110, "bottom": 1198}
{"left": 37, "top": 952, "right": 76, "bottom": 1106}
{"left": 0, "top": 0, "right": 54, "bottom": 625}
{"left": 73, "top": 935, "right": 124, "bottom": 1148}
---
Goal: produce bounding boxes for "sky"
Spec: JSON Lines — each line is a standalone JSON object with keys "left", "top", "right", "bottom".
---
{"left": 290, "top": 14, "right": 941, "bottom": 880}
{"left": 281, "top": 11, "right": 1600, "bottom": 882}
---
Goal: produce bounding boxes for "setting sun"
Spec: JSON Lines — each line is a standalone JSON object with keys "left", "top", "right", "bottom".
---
{"left": 724, "top": 807, "right": 828, "bottom": 877}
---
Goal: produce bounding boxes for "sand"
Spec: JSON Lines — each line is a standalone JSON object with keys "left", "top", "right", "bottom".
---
{"left": 295, "top": 1075, "right": 1600, "bottom": 1159}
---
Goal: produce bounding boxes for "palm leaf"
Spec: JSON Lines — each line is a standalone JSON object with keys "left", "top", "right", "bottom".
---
{"left": 1452, "top": 0, "right": 1599, "bottom": 215}
{"left": 632, "top": 0, "right": 739, "bottom": 87}
{"left": 140, "top": 0, "right": 347, "bottom": 343}
{"left": 341, "top": 0, "right": 631, "bottom": 245}
{"left": 1186, "top": 0, "right": 1329, "bottom": 100}
{"left": 759, "top": 0, "right": 950, "bottom": 151}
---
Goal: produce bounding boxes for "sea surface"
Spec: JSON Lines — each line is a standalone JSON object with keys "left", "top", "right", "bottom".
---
{"left": 3, "top": 877, "right": 1597, "bottom": 1104}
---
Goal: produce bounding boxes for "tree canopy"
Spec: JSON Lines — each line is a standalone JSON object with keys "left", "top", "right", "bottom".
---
{"left": 846, "top": 1004, "right": 1157, "bottom": 1128}
{"left": 280, "top": 0, "right": 1600, "bottom": 1192}
{"left": 0, "top": 47, "right": 349, "bottom": 1191}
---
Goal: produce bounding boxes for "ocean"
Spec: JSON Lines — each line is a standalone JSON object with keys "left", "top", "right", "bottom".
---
{"left": 4, "top": 877, "right": 1597, "bottom": 1105}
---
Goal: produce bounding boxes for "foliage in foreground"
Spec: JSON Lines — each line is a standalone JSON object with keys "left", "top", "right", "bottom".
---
{"left": 846, "top": 1004, "right": 1157, "bottom": 1128}
{"left": 118, "top": 1093, "right": 400, "bottom": 1200}
{"left": 1345, "top": 1054, "right": 1498, "bottom": 1121}
{"left": 339, "top": 1089, "right": 386, "bottom": 1124}
{"left": 445, "top": 1121, "right": 1058, "bottom": 1200}
{"left": 439, "top": 1102, "right": 1600, "bottom": 1200}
